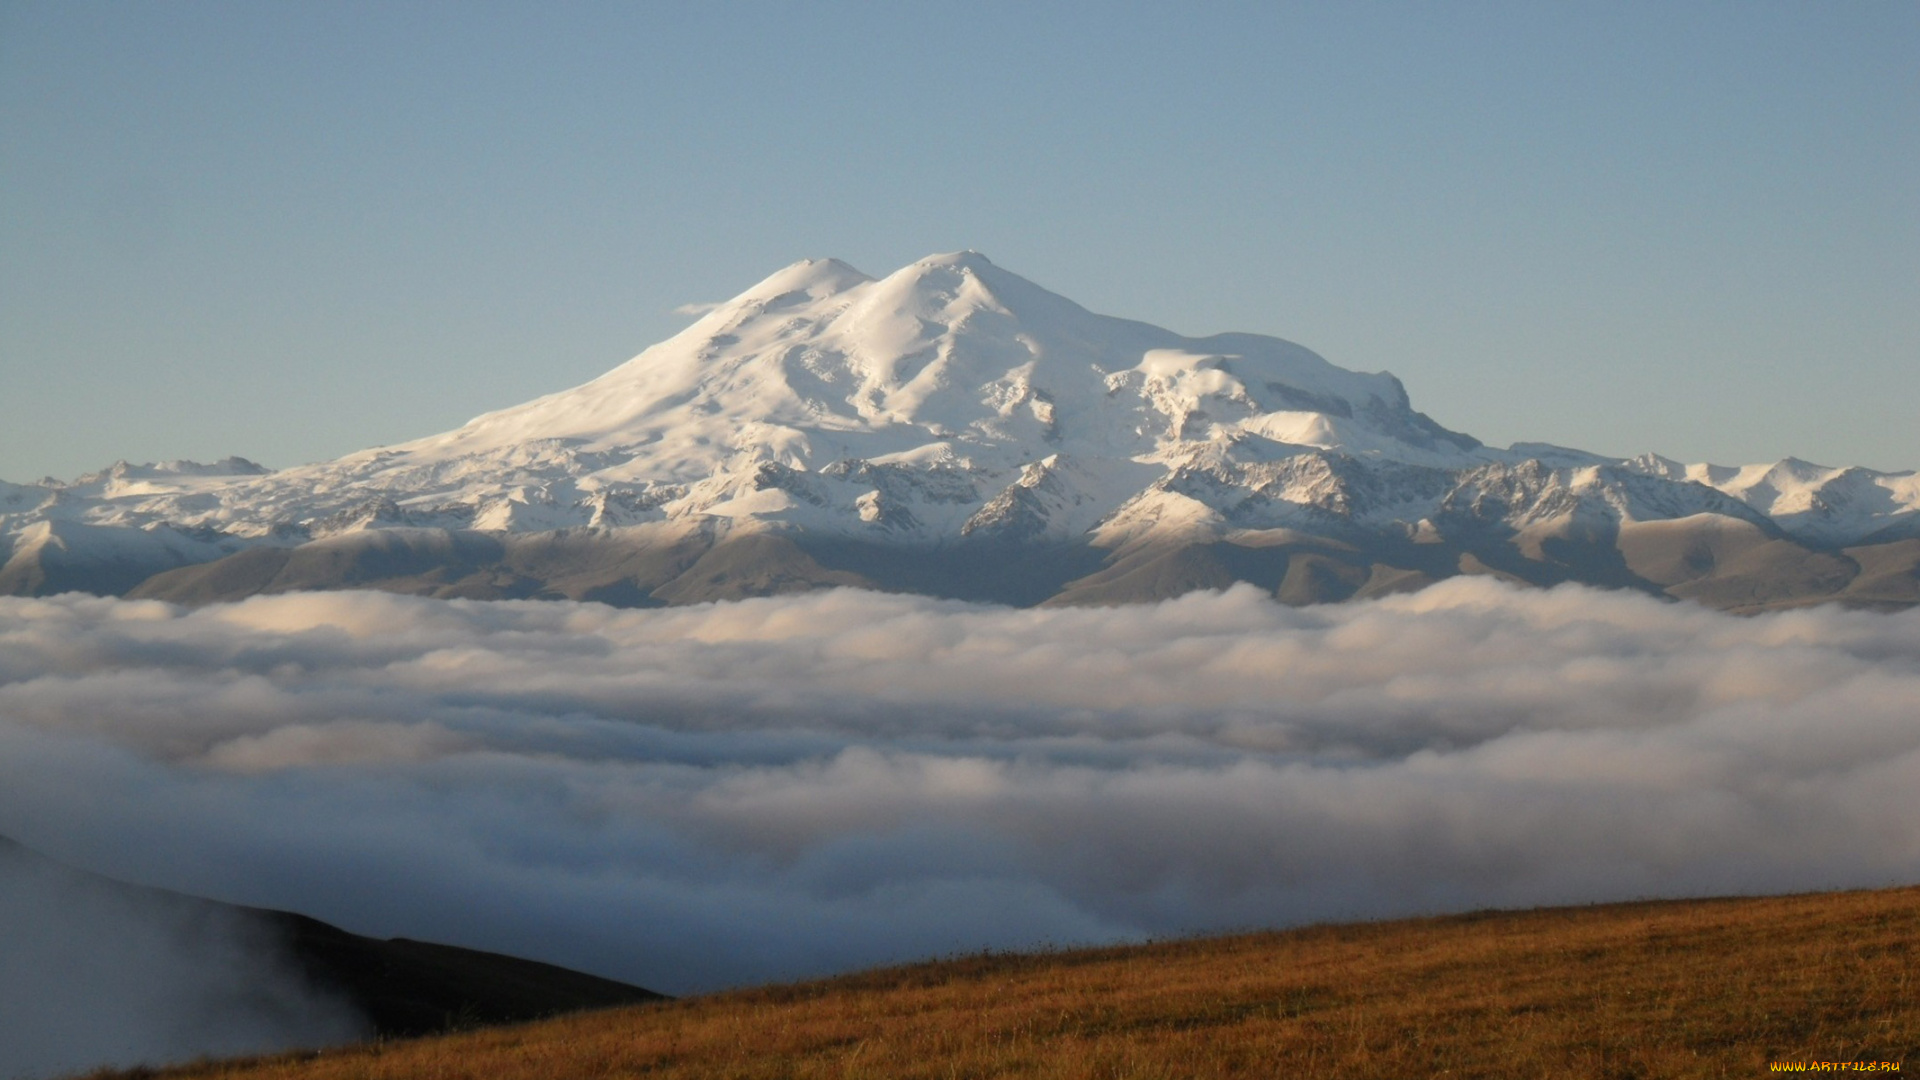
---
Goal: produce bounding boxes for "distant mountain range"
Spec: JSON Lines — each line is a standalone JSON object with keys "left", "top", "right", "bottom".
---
{"left": 4, "top": 252, "right": 1915, "bottom": 611}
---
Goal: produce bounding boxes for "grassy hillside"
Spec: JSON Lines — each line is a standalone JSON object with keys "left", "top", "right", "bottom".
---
{"left": 93, "top": 886, "right": 1919, "bottom": 1079}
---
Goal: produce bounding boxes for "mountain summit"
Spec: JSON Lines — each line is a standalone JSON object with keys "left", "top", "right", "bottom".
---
{"left": 3, "top": 254, "right": 1916, "bottom": 610}
{"left": 390, "top": 249, "right": 1478, "bottom": 487}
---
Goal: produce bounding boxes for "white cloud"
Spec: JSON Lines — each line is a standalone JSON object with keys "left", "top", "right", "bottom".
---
{"left": 1, "top": 579, "right": 1917, "bottom": 1029}
{"left": 672, "top": 300, "right": 725, "bottom": 317}
{"left": 202, "top": 720, "right": 472, "bottom": 773}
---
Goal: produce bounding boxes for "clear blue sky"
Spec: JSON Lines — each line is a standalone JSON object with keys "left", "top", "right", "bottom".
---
{"left": 2, "top": 1, "right": 1914, "bottom": 480}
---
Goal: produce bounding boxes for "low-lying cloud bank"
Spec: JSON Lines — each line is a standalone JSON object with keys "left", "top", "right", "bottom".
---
{"left": 3, "top": 581, "right": 1918, "bottom": 1019}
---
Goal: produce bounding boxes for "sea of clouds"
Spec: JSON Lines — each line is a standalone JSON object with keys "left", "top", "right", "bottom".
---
{"left": 2, "top": 579, "right": 1919, "bottom": 1069}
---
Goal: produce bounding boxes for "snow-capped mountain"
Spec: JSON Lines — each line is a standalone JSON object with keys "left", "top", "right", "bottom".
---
{"left": 3, "top": 253, "right": 1916, "bottom": 611}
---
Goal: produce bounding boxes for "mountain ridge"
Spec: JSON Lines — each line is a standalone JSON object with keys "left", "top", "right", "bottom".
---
{"left": 4, "top": 253, "right": 1916, "bottom": 611}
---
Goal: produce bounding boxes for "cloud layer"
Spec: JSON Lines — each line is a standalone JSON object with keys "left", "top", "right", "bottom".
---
{"left": 2, "top": 580, "right": 1918, "bottom": 1024}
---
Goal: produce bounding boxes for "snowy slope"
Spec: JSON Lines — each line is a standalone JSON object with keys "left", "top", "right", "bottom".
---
{"left": 1624, "top": 454, "right": 1920, "bottom": 544}
{"left": 3, "top": 252, "right": 1915, "bottom": 604}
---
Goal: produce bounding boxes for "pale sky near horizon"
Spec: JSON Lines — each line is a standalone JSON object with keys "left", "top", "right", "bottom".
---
{"left": 2, "top": 1, "right": 1914, "bottom": 481}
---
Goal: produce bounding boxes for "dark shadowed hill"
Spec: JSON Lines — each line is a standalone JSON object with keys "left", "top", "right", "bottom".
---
{"left": 0, "top": 836, "right": 661, "bottom": 1056}
{"left": 258, "top": 909, "right": 664, "bottom": 1039}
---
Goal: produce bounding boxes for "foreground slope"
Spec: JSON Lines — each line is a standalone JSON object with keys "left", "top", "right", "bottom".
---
{"left": 95, "top": 884, "right": 1918, "bottom": 1080}
{"left": 6, "top": 253, "right": 1916, "bottom": 610}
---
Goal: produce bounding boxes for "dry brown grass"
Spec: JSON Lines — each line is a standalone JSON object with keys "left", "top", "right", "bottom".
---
{"left": 98, "top": 886, "right": 1920, "bottom": 1079}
